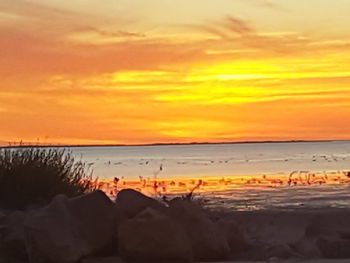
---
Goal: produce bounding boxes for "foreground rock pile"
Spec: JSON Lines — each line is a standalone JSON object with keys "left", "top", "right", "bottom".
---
{"left": 1, "top": 189, "right": 350, "bottom": 263}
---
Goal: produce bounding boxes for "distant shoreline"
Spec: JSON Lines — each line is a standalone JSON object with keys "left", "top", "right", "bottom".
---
{"left": 1, "top": 139, "right": 349, "bottom": 149}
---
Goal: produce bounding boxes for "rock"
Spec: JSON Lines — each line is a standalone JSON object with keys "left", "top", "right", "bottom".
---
{"left": 167, "top": 198, "right": 230, "bottom": 261}
{"left": 24, "top": 191, "right": 116, "bottom": 263}
{"left": 0, "top": 211, "right": 7, "bottom": 240}
{"left": 305, "top": 211, "right": 350, "bottom": 238}
{"left": 94, "top": 204, "right": 128, "bottom": 257}
{"left": 249, "top": 212, "right": 310, "bottom": 247}
{"left": 291, "top": 237, "right": 322, "bottom": 259}
{"left": 115, "top": 189, "right": 165, "bottom": 218}
{"left": 288, "top": 210, "right": 350, "bottom": 260}
{"left": 265, "top": 244, "right": 302, "bottom": 260}
{"left": 232, "top": 243, "right": 302, "bottom": 261}
{"left": 217, "top": 218, "right": 251, "bottom": 255}
{"left": 0, "top": 211, "right": 6, "bottom": 221}
{"left": 317, "top": 236, "right": 350, "bottom": 259}
{"left": 82, "top": 257, "right": 125, "bottom": 263}
{"left": 0, "top": 258, "right": 28, "bottom": 263}
{"left": 0, "top": 211, "right": 28, "bottom": 261}
{"left": 67, "top": 191, "right": 116, "bottom": 253}
{"left": 118, "top": 207, "right": 193, "bottom": 262}
{"left": 296, "top": 212, "right": 350, "bottom": 259}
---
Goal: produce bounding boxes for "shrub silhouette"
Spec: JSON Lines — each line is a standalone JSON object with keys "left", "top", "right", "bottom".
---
{"left": 0, "top": 147, "right": 94, "bottom": 210}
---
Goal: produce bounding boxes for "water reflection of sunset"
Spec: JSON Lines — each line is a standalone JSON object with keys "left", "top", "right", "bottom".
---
{"left": 95, "top": 172, "right": 350, "bottom": 198}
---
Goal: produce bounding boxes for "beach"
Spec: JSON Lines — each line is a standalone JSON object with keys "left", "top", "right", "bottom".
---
{"left": 2, "top": 142, "right": 350, "bottom": 262}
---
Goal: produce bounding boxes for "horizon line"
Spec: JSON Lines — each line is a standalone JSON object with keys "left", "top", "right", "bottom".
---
{"left": 1, "top": 139, "right": 349, "bottom": 149}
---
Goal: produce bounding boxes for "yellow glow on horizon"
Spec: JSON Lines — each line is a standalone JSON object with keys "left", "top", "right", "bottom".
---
{"left": 155, "top": 120, "right": 229, "bottom": 139}
{"left": 97, "top": 173, "right": 350, "bottom": 198}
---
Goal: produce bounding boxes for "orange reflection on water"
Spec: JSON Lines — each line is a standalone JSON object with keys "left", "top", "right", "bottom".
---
{"left": 93, "top": 171, "right": 350, "bottom": 198}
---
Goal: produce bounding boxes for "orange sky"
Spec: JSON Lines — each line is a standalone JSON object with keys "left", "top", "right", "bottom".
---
{"left": 1, "top": 0, "right": 350, "bottom": 145}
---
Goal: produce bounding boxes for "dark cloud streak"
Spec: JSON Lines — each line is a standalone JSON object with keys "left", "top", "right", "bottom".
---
{"left": 75, "top": 26, "right": 146, "bottom": 38}
{"left": 240, "top": 0, "right": 289, "bottom": 12}
{"left": 193, "top": 16, "right": 312, "bottom": 54}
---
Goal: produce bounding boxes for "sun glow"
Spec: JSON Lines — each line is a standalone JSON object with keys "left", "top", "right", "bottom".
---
{"left": 1, "top": 0, "right": 350, "bottom": 145}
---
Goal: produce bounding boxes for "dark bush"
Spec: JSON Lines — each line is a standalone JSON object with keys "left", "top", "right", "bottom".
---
{"left": 0, "top": 147, "right": 94, "bottom": 210}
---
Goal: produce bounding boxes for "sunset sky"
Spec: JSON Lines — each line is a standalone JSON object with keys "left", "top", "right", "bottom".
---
{"left": 1, "top": 0, "right": 350, "bottom": 145}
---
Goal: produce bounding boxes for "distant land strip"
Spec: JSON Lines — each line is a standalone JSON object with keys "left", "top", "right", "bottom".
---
{"left": 1, "top": 139, "right": 349, "bottom": 149}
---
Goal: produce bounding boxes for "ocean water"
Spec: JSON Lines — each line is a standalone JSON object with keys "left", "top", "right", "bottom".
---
{"left": 71, "top": 141, "right": 350, "bottom": 180}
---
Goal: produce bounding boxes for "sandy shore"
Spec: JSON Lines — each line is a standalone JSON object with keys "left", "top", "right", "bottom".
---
{"left": 206, "top": 207, "right": 350, "bottom": 261}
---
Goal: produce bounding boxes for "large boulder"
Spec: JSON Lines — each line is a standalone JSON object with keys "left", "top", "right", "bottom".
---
{"left": 216, "top": 218, "right": 251, "bottom": 256}
{"left": 167, "top": 198, "right": 230, "bottom": 261}
{"left": 291, "top": 237, "right": 322, "bottom": 259}
{"left": 301, "top": 211, "right": 350, "bottom": 259}
{"left": 118, "top": 207, "right": 193, "bottom": 262}
{"left": 307, "top": 211, "right": 350, "bottom": 238}
{"left": 0, "top": 211, "right": 6, "bottom": 224}
{"left": 0, "top": 211, "right": 28, "bottom": 261}
{"left": 67, "top": 191, "right": 116, "bottom": 252}
{"left": 115, "top": 189, "right": 165, "bottom": 218}
{"left": 24, "top": 191, "right": 116, "bottom": 263}
{"left": 317, "top": 236, "right": 350, "bottom": 258}
{"left": 289, "top": 210, "right": 350, "bottom": 259}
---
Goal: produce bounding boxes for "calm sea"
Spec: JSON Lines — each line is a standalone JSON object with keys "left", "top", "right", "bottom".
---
{"left": 70, "top": 141, "right": 350, "bottom": 180}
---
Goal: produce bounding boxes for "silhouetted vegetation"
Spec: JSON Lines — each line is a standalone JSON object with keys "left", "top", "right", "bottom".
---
{"left": 0, "top": 147, "right": 94, "bottom": 210}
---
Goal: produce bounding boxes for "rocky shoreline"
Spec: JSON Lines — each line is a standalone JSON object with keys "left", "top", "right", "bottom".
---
{"left": 1, "top": 190, "right": 350, "bottom": 263}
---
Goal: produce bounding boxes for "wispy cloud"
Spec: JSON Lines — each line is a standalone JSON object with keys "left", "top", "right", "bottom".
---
{"left": 192, "top": 16, "right": 324, "bottom": 54}
{"left": 239, "top": 0, "right": 289, "bottom": 12}
{"left": 73, "top": 26, "right": 146, "bottom": 39}
{"left": 192, "top": 16, "right": 253, "bottom": 40}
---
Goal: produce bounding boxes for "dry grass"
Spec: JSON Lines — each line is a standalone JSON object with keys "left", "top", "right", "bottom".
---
{"left": 0, "top": 147, "right": 94, "bottom": 210}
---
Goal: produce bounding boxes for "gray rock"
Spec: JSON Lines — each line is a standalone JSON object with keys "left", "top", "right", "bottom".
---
{"left": 0, "top": 211, "right": 7, "bottom": 239}
{"left": 265, "top": 244, "right": 302, "bottom": 259}
{"left": 305, "top": 212, "right": 350, "bottom": 238}
{"left": 217, "top": 218, "right": 251, "bottom": 255}
{"left": 231, "top": 243, "right": 302, "bottom": 261}
{"left": 118, "top": 207, "right": 193, "bottom": 262}
{"left": 167, "top": 198, "right": 230, "bottom": 261}
{"left": 24, "top": 191, "right": 115, "bottom": 263}
{"left": 0, "top": 211, "right": 28, "bottom": 261}
{"left": 317, "top": 236, "right": 350, "bottom": 259}
{"left": 67, "top": 191, "right": 116, "bottom": 252}
{"left": 289, "top": 210, "right": 350, "bottom": 259}
{"left": 115, "top": 189, "right": 165, "bottom": 218}
{"left": 291, "top": 237, "right": 322, "bottom": 259}
{"left": 0, "top": 211, "right": 6, "bottom": 222}
{"left": 295, "top": 212, "right": 350, "bottom": 259}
